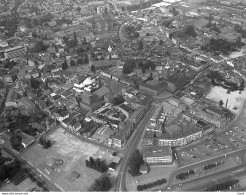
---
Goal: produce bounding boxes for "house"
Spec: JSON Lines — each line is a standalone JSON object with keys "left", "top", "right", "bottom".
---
{"left": 139, "top": 163, "right": 148, "bottom": 174}
{"left": 5, "top": 88, "right": 18, "bottom": 107}
{"left": 108, "top": 156, "right": 122, "bottom": 171}
{"left": 20, "top": 132, "right": 35, "bottom": 148}
{"left": 17, "top": 97, "right": 36, "bottom": 115}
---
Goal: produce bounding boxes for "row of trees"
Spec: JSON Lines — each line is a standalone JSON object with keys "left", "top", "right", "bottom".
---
{"left": 128, "top": 149, "right": 144, "bottom": 177}
{"left": 122, "top": 59, "right": 156, "bottom": 75}
{"left": 0, "top": 157, "right": 22, "bottom": 183}
{"left": 169, "top": 25, "right": 197, "bottom": 39}
{"left": 203, "top": 161, "right": 224, "bottom": 171}
{"left": 205, "top": 179, "right": 239, "bottom": 191}
{"left": 85, "top": 157, "right": 108, "bottom": 173}
{"left": 32, "top": 13, "right": 54, "bottom": 26}
{"left": 137, "top": 178, "right": 167, "bottom": 191}
{"left": 31, "top": 41, "right": 49, "bottom": 53}
{"left": 201, "top": 37, "right": 243, "bottom": 56}
{"left": 92, "top": 176, "right": 111, "bottom": 191}
{"left": 176, "top": 170, "right": 195, "bottom": 180}
{"left": 207, "top": 70, "right": 244, "bottom": 92}
{"left": 39, "top": 137, "right": 52, "bottom": 149}
{"left": 0, "top": 152, "right": 49, "bottom": 191}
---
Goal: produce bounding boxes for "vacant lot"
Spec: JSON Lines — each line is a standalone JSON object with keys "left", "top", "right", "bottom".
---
{"left": 206, "top": 86, "right": 246, "bottom": 114}
{"left": 23, "top": 127, "right": 113, "bottom": 191}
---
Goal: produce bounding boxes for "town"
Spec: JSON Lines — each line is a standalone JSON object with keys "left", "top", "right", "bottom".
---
{"left": 1, "top": 0, "right": 246, "bottom": 192}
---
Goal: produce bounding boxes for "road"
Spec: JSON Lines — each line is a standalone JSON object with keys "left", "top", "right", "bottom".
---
{"left": 2, "top": 146, "right": 60, "bottom": 192}
{"left": 161, "top": 147, "right": 246, "bottom": 191}
{"left": 115, "top": 105, "right": 156, "bottom": 191}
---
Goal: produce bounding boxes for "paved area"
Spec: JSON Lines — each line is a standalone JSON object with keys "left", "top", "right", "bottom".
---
{"left": 22, "top": 127, "right": 114, "bottom": 191}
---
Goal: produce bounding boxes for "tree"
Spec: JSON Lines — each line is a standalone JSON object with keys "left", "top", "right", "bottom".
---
{"left": 128, "top": 149, "right": 144, "bottom": 176}
{"left": 70, "top": 60, "right": 76, "bottom": 66}
{"left": 122, "top": 64, "right": 134, "bottom": 75}
{"left": 219, "top": 100, "right": 224, "bottom": 107}
{"left": 10, "top": 134, "right": 23, "bottom": 151}
{"left": 239, "top": 79, "right": 245, "bottom": 91}
{"left": 139, "top": 40, "right": 143, "bottom": 50}
{"left": 62, "top": 61, "right": 68, "bottom": 70}
{"left": 93, "top": 176, "right": 111, "bottom": 191}
{"left": 30, "top": 77, "right": 41, "bottom": 90}
{"left": 73, "top": 32, "right": 78, "bottom": 46}
{"left": 63, "top": 36, "right": 69, "bottom": 45}
{"left": 77, "top": 58, "right": 83, "bottom": 65}
{"left": 184, "top": 25, "right": 197, "bottom": 37}
{"left": 91, "top": 65, "right": 96, "bottom": 73}
{"left": 33, "top": 18, "right": 39, "bottom": 26}
{"left": 32, "top": 41, "right": 48, "bottom": 53}
{"left": 76, "top": 7, "right": 81, "bottom": 12}
{"left": 83, "top": 37, "right": 87, "bottom": 44}
{"left": 67, "top": 39, "right": 77, "bottom": 48}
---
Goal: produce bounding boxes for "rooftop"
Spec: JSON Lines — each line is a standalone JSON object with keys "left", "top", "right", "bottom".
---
{"left": 142, "top": 145, "right": 172, "bottom": 158}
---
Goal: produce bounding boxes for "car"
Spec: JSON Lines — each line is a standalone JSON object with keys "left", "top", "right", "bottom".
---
{"left": 4, "top": 178, "right": 10, "bottom": 184}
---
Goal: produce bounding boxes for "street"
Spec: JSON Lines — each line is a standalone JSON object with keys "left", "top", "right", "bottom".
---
{"left": 115, "top": 105, "right": 156, "bottom": 191}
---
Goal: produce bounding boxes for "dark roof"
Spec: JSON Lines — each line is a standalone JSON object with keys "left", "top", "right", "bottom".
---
{"left": 139, "top": 80, "right": 168, "bottom": 91}
{"left": 108, "top": 162, "right": 118, "bottom": 170}
{"left": 119, "top": 103, "right": 132, "bottom": 113}
{"left": 206, "top": 106, "right": 224, "bottom": 116}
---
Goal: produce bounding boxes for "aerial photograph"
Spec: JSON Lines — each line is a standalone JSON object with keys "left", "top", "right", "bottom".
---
{"left": 0, "top": 0, "right": 246, "bottom": 192}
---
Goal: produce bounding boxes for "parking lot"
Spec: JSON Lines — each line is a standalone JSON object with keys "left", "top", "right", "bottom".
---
{"left": 22, "top": 127, "right": 114, "bottom": 191}
{"left": 177, "top": 137, "right": 234, "bottom": 166}
{"left": 222, "top": 127, "right": 246, "bottom": 149}
{"left": 0, "top": 178, "right": 40, "bottom": 192}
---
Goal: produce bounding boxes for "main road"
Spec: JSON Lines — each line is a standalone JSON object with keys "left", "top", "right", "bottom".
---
{"left": 115, "top": 105, "right": 156, "bottom": 191}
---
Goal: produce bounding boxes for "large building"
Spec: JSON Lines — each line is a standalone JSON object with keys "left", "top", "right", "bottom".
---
{"left": 0, "top": 45, "right": 27, "bottom": 61}
{"left": 142, "top": 145, "right": 173, "bottom": 165}
{"left": 80, "top": 86, "right": 110, "bottom": 111}
{"left": 139, "top": 80, "right": 168, "bottom": 96}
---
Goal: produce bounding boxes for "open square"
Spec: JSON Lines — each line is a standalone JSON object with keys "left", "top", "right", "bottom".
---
{"left": 22, "top": 127, "right": 114, "bottom": 191}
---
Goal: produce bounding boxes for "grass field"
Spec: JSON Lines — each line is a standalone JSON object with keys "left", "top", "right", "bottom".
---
{"left": 22, "top": 127, "right": 114, "bottom": 191}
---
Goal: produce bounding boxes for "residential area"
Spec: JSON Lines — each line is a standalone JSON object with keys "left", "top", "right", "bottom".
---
{"left": 1, "top": 0, "right": 246, "bottom": 192}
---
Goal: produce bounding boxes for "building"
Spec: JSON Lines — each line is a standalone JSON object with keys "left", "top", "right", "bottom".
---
{"left": 1, "top": 45, "right": 27, "bottom": 60}
{"left": 143, "top": 124, "right": 203, "bottom": 147}
{"left": 21, "top": 132, "right": 35, "bottom": 148}
{"left": 139, "top": 80, "right": 168, "bottom": 96}
{"left": 5, "top": 88, "right": 18, "bottom": 107}
{"left": 142, "top": 145, "right": 173, "bottom": 165}
{"left": 109, "top": 119, "right": 134, "bottom": 148}
{"left": 89, "top": 14, "right": 114, "bottom": 36}
{"left": 123, "top": 87, "right": 153, "bottom": 109}
{"left": 88, "top": 1, "right": 110, "bottom": 14}
{"left": 166, "top": 76, "right": 189, "bottom": 93}
{"left": 108, "top": 156, "right": 122, "bottom": 171}
{"left": 17, "top": 97, "right": 36, "bottom": 115}
{"left": 80, "top": 86, "right": 110, "bottom": 111}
